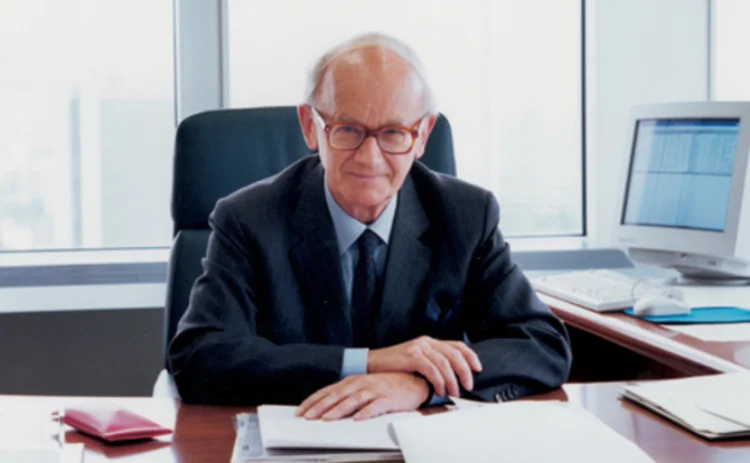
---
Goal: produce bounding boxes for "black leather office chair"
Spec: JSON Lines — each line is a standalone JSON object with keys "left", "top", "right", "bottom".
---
{"left": 154, "top": 106, "right": 456, "bottom": 396}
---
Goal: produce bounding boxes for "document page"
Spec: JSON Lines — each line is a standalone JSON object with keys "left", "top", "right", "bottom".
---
{"left": 0, "top": 447, "right": 84, "bottom": 463}
{"left": 694, "top": 374, "right": 750, "bottom": 428}
{"left": 0, "top": 414, "right": 83, "bottom": 463}
{"left": 232, "top": 413, "right": 401, "bottom": 462}
{"left": 623, "top": 373, "right": 750, "bottom": 437}
{"left": 390, "top": 402, "right": 655, "bottom": 463}
{"left": 447, "top": 396, "right": 493, "bottom": 410}
{"left": 258, "top": 405, "right": 419, "bottom": 450}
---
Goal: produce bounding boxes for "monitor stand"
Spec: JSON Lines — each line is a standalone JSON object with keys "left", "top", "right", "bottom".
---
{"left": 665, "top": 275, "right": 750, "bottom": 287}
{"left": 628, "top": 247, "right": 750, "bottom": 286}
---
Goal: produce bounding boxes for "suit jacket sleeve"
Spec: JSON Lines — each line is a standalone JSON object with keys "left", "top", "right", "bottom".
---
{"left": 463, "top": 192, "right": 572, "bottom": 402}
{"left": 168, "top": 198, "right": 344, "bottom": 405}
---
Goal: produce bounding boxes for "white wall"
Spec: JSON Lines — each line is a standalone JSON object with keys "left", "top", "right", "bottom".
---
{"left": 712, "top": 0, "right": 750, "bottom": 100}
{"left": 586, "top": 0, "right": 709, "bottom": 246}
{"left": 226, "top": 0, "right": 584, "bottom": 237}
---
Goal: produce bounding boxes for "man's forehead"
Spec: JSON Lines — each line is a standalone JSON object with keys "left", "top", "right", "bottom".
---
{"left": 314, "top": 47, "right": 426, "bottom": 123}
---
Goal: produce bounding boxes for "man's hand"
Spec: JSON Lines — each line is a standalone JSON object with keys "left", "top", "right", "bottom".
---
{"left": 367, "top": 336, "right": 482, "bottom": 397}
{"left": 296, "top": 373, "right": 429, "bottom": 421}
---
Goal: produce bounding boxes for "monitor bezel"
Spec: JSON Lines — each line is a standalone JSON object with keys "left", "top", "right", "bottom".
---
{"left": 614, "top": 102, "right": 750, "bottom": 257}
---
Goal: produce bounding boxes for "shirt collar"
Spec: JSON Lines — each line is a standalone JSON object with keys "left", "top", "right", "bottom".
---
{"left": 324, "top": 178, "right": 397, "bottom": 255}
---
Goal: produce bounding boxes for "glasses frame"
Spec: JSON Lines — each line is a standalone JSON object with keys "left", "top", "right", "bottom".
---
{"left": 310, "top": 106, "right": 425, "bottom": 155}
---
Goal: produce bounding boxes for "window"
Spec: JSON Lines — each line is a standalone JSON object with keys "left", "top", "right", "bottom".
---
{"left": 226, "top": 0, "right": 584, "bottom": 237}
{"left": 0, "top": 1, "right": 174, "bottom": 251}
{"left": 712, "top": 0, "right": 750, "bottom": 100}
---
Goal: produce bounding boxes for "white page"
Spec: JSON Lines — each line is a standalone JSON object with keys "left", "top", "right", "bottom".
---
{"left": 623, "top": 372, "right": 750, "bottom": 401}
{"left": 448, "top": 396, "right": 564, "bottom": 410}
{"left": 232, "top": 413, "right": 401, "bottom": 462}
{"left": 391, "top": 402, "right": 655, "bottom": 463}
{"left": 693, "top": 374, "right": 750, "bottom": 428}
{"left": 624, "top": 386, "right": 747, "bottom": 435}
{"left": 0, "top": 414, "right": 84, "bottom": 463}
{"left": 623, "top": 373, "right": 750, "bottom": 435}
{"left": 697, "top": 399, "right": 750, "bottom": 429}
{"left": 0, "top": 415, "right": 49, "bottom": 450}
{"left": 258, "top": 405, "right": 419, "bottom": 450}
{"left": 447, "top": 396, "right": 494, "bottom": 410}
{"left": 0, "top": 446, "right": 83, "bottom": 463}
{"left": 667, "top": 323, "right": 750, "bottom": 342}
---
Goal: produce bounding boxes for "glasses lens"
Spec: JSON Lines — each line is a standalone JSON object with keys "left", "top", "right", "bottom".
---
{"left": 330, "top": 125, "right": 365, "bottom": 149}
{"left": 378, "top": 128, "right": 413, "bottom": 154}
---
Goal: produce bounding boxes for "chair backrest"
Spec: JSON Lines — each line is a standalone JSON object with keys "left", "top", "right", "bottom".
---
{"left": 164, "top": 106, "right": 456, "bottom": 364}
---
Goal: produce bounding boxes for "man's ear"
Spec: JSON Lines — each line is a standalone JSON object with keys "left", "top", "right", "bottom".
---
{"left": 414, "top": 114, "right": 438, "bottom": 160}
{"left": 297, "top": 104, "right": 319, "bottom": 151}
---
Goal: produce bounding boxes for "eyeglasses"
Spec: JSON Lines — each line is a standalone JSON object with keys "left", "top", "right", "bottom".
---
{"left": 310, "top": 107, "right": 424, "bottom": 155}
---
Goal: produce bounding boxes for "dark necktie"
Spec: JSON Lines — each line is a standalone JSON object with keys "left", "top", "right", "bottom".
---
{"left": 351, "top": 230, "right": 381, "bottom": 347}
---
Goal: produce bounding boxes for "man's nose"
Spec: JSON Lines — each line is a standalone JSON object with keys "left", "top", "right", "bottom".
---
{"left": 354, "top": 135, "right": 385, "bottom": 164}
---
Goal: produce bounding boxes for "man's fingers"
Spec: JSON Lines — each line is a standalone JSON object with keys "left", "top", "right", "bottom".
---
{"left": 300, "top": 380, "right": 359, "bottom": 419}
{"left": 413, "top": 357, "right": 446, "bottom": 397}
{"left": 423, "top": 348, "right": 459, "bottom": 397}
{"left": 297, "top": 384, "right": 337, "bottom": 416}
{"left": 302, "top": 391, "right": 348, "bottom": 420}
{"left": 353, "top": 398, "right": 389, "bottom": 421}
{"left": 435, "top": 344, "right": 474, "bottom": 391}
{"left": 448, "top": 341, "right": 483, "bottom": 372}
{"left": 321, "top": 389, "right": 376, "bottom": 421}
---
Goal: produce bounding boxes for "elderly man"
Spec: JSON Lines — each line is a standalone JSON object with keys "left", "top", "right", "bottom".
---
{"left": 168, "top": 33, "right": 571, "bottom": 420}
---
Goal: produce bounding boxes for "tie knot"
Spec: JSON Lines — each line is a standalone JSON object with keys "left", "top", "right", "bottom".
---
{"left": 357, "top": 229, "right": 381, "bottom": 256}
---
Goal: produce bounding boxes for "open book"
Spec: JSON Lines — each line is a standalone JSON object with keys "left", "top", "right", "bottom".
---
{"left": 621, "top": 373, "right": 750, "bottom": 440}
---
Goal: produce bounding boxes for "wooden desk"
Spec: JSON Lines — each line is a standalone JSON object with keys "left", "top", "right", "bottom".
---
{"left": 2, "top": 382, "right": 749, "bottom": 463}
{"left": 539, "top": 293, "right": 750, "bottom": 378}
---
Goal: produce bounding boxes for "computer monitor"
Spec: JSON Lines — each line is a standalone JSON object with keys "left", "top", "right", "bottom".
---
{"left": 614, "top": 102, "right": 750, "bottom": 281}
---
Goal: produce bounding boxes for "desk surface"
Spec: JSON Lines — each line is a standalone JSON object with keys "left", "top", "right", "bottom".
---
{"left": 539, "top": 292, "right": 750, "bottom": 376}
{"left": 1, "top": 382, "right": 748, "bottom": 463}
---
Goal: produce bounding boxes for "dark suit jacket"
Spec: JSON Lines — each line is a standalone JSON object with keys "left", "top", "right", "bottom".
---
{"left": 168, "top": 155, "right": 572, "bottom": 405}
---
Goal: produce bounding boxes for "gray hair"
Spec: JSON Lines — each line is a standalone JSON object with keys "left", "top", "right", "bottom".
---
{"left": 304, "top": 32, "right": 437, "bottom": 114}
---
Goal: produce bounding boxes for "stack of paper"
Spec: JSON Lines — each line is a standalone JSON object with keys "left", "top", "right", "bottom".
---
{"left": 233, "top": 402, "right": 655, "bottom": 463}
{"left": 622, "top": 373, "right": 750, "bottom": 439}
{"left": 231, "top": 405, "right": 416, "bottom": 462}
{"left": 390, "top": 402, "right": 655, "bottom": 463}
{"left": 258, "top": 405, "right": 417, "bottom": 450}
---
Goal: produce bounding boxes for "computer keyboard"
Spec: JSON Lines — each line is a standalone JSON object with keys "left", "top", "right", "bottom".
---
{"left": 531, "top": 269, "right": 638, "bottom": 312}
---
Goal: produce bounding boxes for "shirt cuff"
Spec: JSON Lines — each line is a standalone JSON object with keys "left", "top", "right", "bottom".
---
{"left": 340, "top": 348, "right": 369, "bottom": 378}
{"left": 413, "top": 374, "right": 450, "bottom": 407}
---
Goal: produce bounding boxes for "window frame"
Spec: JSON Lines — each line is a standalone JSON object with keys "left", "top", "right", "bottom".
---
{"left": 1, "top": 0, "right": 593, "bottom": 296}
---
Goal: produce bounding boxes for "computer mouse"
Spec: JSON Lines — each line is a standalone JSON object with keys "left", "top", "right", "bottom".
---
{"left": 633, "top": 295, "right": 691, "bottom": 316}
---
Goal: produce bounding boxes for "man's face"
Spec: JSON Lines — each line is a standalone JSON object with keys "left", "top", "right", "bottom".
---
{"left": 299, "top": 47, "right": 436, "bottom": 223}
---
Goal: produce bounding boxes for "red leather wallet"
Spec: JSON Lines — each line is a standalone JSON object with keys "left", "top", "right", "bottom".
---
{"left": 56, "top": 406, "right": 173, "bottom": 442}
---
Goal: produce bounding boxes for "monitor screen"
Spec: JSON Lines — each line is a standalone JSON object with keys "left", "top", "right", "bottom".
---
{"left": 622, "top": 118, "right": 740, "bottom": 232}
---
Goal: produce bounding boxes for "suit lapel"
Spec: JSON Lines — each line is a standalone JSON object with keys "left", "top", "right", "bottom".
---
{"left": 289, "top": 164, "right": 353, "bottom": 346}
{"left": 376, "top": 175, "right": 433, "bottom": 346}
